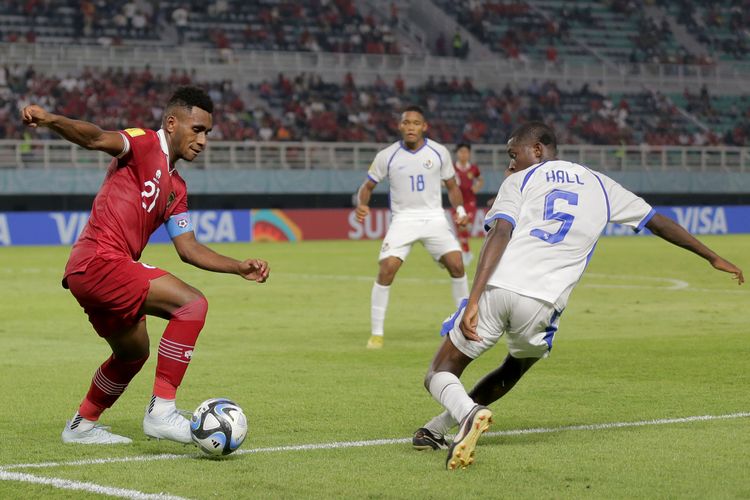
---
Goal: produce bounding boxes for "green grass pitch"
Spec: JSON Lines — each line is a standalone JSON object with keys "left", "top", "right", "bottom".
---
{"left": 0, "top": 235, "right": 748, "bottom": 499}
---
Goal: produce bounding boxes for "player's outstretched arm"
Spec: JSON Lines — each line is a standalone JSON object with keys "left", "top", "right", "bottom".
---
{"left": 646, "top": 213, "right": 744, "bottom": 285}
{"left": 21, "top": 104, "right": 126, "bottom": 157}
{"left": 355, "top": 179, "right": 376, "bottom": 222}
{"left": 460, "top": 220, "right": 513, "bottom": 341}
{"left": 172, "top": 232, "right": 269, "bottom": 283}
{"left": 444, "top": 178, "right": 468, "bottom": 225}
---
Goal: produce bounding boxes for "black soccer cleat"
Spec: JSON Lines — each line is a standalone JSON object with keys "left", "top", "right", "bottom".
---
{"left": 412, "top": 427, "right": 449, "bottom": 451}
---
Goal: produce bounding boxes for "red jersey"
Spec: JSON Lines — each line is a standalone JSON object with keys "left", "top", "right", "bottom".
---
{"left": 64, "top": 128, "right": 188, "bottom": 278}
{"left": 454, "top": 162, "right": 481, "bottom": 205}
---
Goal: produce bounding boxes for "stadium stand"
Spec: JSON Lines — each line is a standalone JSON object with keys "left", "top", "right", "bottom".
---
{"left": 0, "top": 0, "right": 405, "bottom": 55}
{"left": 0, "top": 0, "right": 748, "bottom": 149}
{"left": 3, "top": 64, "right": 748, "bottom": 147}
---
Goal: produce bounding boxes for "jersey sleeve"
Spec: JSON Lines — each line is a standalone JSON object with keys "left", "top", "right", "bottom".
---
{"left": 117, "top": 127, "right": 151, "bottom": 164}
{"left": 439, "top": 145, "right": 455, "bottom": 181}
{"left": 366, "top": 149, "right": 388, "bottom": 184}
{"left": 484, "top": 172, "right": 523, "bottom": 231}
{"left": 599, "top": 173, "right": 655, "bottom": 232}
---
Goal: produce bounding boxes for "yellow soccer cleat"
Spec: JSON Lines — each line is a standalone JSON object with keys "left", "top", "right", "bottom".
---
{"left": 446, "top": 405, "right": 493, "bottom": 470}
{"left": 366, "top": 335, "right": 384, "bottom": 349}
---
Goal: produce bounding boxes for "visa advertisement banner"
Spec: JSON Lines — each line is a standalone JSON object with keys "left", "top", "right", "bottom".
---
{"left": 0, "top": 206, "right": 748, "bottom": 246}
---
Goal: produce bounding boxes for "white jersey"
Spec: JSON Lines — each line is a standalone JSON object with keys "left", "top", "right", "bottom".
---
{"left": 484, "top": 160, "right": 655, "bottom": 309}
{"left": 367, "top": 139, "right": 455, "bottom": 220}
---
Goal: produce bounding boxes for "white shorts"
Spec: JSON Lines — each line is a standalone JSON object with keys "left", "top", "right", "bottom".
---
{"left": 445, "top": 287, "right": 563, "bottom": 359}
{"left": 379, "top": 216, "right": 461, "bottom": 262}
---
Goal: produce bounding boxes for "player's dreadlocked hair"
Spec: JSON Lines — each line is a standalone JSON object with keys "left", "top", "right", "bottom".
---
{"left": 166, "top": 86, "right": 214, "bottom": 114}
{"left": 509, "top": 121, "right": 557, "bottom": 154}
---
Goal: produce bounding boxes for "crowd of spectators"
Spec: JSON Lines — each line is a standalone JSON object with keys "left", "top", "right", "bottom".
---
{"left": 0, "top": 0, "right": 402, "bottom": 55}
{"left": 2, "top": 65, "right": 748, "bottom": 147}
{"left": 660, "top": 0, "right": 750, "bottom": 60}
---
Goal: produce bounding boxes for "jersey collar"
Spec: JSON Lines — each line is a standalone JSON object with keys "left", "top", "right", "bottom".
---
{"left": 156, "top": 129, "right": 174, "bottom": 174}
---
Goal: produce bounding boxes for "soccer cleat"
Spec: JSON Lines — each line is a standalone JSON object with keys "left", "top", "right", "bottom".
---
{"left": 445, "top": 405, "right": 493, "bottom": 470}
{"left": 366, "top": 335, "right": 384, "bottom": 349}
{"left": 61, "top": 421, "right": 133, "bottom": 444}
{"left": 412, "top": 427, "right": 449, "bottom": 451}
{"left": 143, "top": 407, "right": 193, "bottom": 444}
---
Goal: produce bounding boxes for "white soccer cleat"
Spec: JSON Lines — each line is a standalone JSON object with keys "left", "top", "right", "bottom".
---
{"left": 61, "top": 421, "right": 133, "bottom": 444}
{"left": 143, "top": 408, "right": 193, "bottom": 444}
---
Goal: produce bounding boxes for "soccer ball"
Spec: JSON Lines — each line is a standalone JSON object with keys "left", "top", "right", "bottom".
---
{"left": 190, "top": 398, "right": 248, "bottom": 456}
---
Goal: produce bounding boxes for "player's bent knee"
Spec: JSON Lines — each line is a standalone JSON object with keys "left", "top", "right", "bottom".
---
{"left": 172, "top": 295, "right": 209, "bottom": 322}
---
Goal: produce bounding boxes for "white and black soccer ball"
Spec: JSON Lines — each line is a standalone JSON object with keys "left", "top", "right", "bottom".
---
{"left": 190, "top": 398, "right": 248, "bottom": 456}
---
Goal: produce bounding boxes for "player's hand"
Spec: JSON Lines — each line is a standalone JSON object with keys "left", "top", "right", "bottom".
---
{"left": 454, "top": 212, "right": 469, "bottom": 227}
{"left": 709, "top": 256, "right": 744, "bottom": 285}
{"left": 239, "top": 259, "right": 270, "bottom": 283}
{"left": 21, "top": 104, "right": 50, "bottom": 129}
{"left": 459, "top": 301, "right": 482, "bottom": 342}
{"left": 355, "top": 204, "right": 370, "bottom": 223}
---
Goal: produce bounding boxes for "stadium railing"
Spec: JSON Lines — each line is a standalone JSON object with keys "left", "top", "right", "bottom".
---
{"left": 1, "top": 140, "right": 748, "bottom": 173}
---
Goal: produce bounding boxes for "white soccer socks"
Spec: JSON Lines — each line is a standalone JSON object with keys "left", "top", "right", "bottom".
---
{"left": 371, "top": 282, "right": 390, "bottom": 336}
{"left": 451, "top": 275, "right": 469, "bottom": 307}
{"left": 424, "top": 410, "right": 458, "bottom": 437}
{"left": 428, "top": 371, "right": 476, "bottom": 425}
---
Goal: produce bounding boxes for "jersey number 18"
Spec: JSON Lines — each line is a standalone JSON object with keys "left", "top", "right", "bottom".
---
{"left": 409, "top": 175, "right": 425, "bottom": 192}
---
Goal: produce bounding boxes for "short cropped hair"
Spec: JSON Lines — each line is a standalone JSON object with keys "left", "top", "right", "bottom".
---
{"left": 455, "top": 142, "right": 471, "bottom": 152}
{"left": 402, "top": 104, "right": 426, "bottom": 118}
{"left": 509, "top": 121, "right": 557, "bottom": 153}
{"left": 166, "top": 86, "right": 214, "bottom": 114}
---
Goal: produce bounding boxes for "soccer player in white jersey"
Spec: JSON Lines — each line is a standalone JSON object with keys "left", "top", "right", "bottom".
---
{"left": 414, "top": 122, "right": 744, "bottom": 470}
{"left": 355, "top": 105, "right": 470, "bottom": 349}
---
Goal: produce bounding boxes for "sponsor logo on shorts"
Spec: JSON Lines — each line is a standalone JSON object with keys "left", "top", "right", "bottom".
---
{"left": 381, "top": 242, "right": 390, "bottom": 252}
{"left": 177, "top": 218, "right": 188, "bottom": 228}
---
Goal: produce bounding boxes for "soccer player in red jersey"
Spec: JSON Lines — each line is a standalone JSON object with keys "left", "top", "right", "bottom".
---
{"left": 21, "top": 87, "right": 270, "bottom": 445}
{"left": 452, "top": 143, "right": 483, "bottom": 265}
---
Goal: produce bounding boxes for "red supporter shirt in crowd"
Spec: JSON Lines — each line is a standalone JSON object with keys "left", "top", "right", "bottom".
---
{"left": 454, "top": 162, "right": 481, "bottom": 206}
{"left": 64, "top": 128, "right": 188, "bottom": 279}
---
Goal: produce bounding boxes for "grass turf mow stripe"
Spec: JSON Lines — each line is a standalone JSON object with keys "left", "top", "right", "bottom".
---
{"left": 3, "top": 412, "right": 747, "bottom": 472}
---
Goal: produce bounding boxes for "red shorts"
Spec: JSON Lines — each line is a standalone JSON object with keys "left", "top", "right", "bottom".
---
{"left": 64, "top": 257, "right": 168, "bottom": 337}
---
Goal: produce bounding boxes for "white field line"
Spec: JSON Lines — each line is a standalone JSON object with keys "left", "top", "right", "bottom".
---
{"left": 3, "top": 412, "right": 748, "bottom": 473}
{"left": 0, "top": 470, "right": 189, "bottom": 500}
{"left": 275, "top": 272, "right": 746, "bottom": 294}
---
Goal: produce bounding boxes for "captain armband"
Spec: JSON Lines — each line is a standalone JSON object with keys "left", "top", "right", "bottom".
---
{"left": 166, "top": 212, "right": 194, "bottom": 239}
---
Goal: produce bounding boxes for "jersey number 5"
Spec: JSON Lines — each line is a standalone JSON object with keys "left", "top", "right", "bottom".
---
{"left": 530, "top": 189, "right": 578, "bottom": 244}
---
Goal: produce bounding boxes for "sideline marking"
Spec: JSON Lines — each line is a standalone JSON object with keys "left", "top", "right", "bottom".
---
{"left": 3, "top": 412, "right": 748, "bottom": 472}
{"left": 0, "top": 470, "right": 188, "bottom": 500}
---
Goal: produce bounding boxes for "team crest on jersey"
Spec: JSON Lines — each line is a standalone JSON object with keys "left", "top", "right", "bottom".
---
{"left": 422, "top": 159, "right": 434, "bottom": 169}
{"left": 166, "top": 191, "right": 176, "bottom": 208}
{"left": 124, "top": 128, "right": 146, "bottom": 137}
